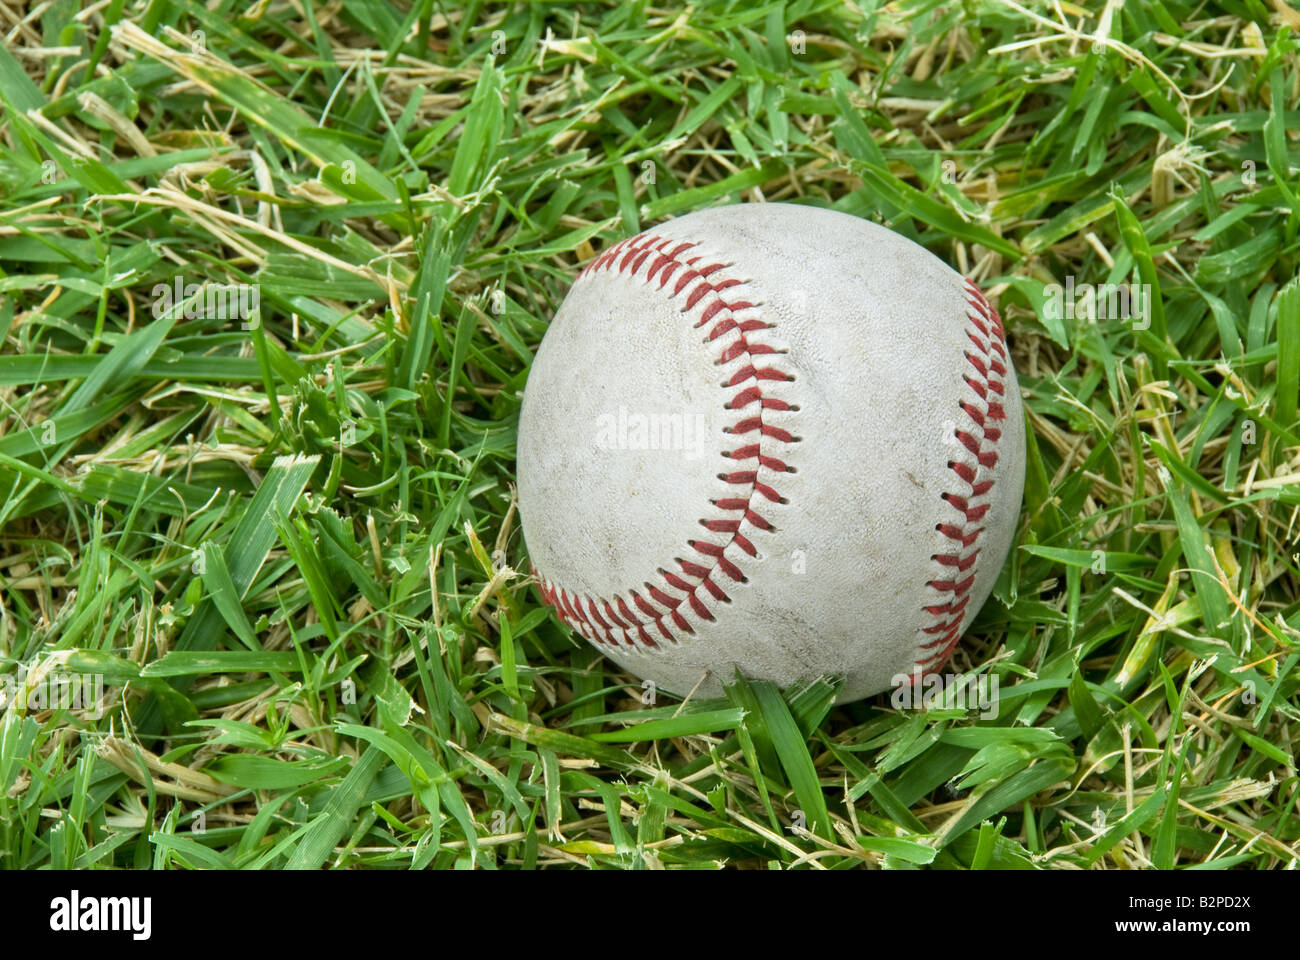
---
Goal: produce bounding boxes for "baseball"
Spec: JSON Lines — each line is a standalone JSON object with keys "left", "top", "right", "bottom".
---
{"left": 517, "top": 203, "right": 1025, "bottom": 703}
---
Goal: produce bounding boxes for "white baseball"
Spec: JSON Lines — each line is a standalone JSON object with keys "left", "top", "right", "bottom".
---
{"left": 517, "top": 203, "right": 1025, "bottom": 703}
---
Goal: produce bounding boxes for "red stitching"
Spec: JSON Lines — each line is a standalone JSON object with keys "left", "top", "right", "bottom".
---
{"left": 534, "top": 231, "right": 797, "bottom": 649}
{"left": 915, "top": 279, "right": 1010, "bottom": 673}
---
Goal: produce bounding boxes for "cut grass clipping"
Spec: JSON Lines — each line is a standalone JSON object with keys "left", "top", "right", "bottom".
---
{"left": 1, "top": 1, "right": 1298, "bottom": 869}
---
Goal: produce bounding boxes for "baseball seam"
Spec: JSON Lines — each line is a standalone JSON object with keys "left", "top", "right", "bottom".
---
{"left": 534, "top": 231, "right": 797, "bottom": 651}
{"left": 914, "top": 278, "right": 1009, "bottom": 674}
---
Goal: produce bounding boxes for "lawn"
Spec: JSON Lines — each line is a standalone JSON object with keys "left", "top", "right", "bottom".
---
{"left": 0, "top": 0, "right": 1297, "bottom": 869}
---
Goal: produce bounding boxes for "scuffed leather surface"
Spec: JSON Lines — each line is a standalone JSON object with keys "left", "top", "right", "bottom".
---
{"left": 517, "top": 203, "right": 1025, "bottom": 702}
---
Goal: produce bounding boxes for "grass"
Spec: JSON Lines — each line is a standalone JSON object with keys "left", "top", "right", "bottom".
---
{"left": 0, "top": 0, "right": 1297, "bottom": 870}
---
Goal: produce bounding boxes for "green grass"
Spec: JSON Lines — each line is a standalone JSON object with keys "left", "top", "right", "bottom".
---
{"left": 0, "top": 0, "right": 1298, "bottom": 869}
